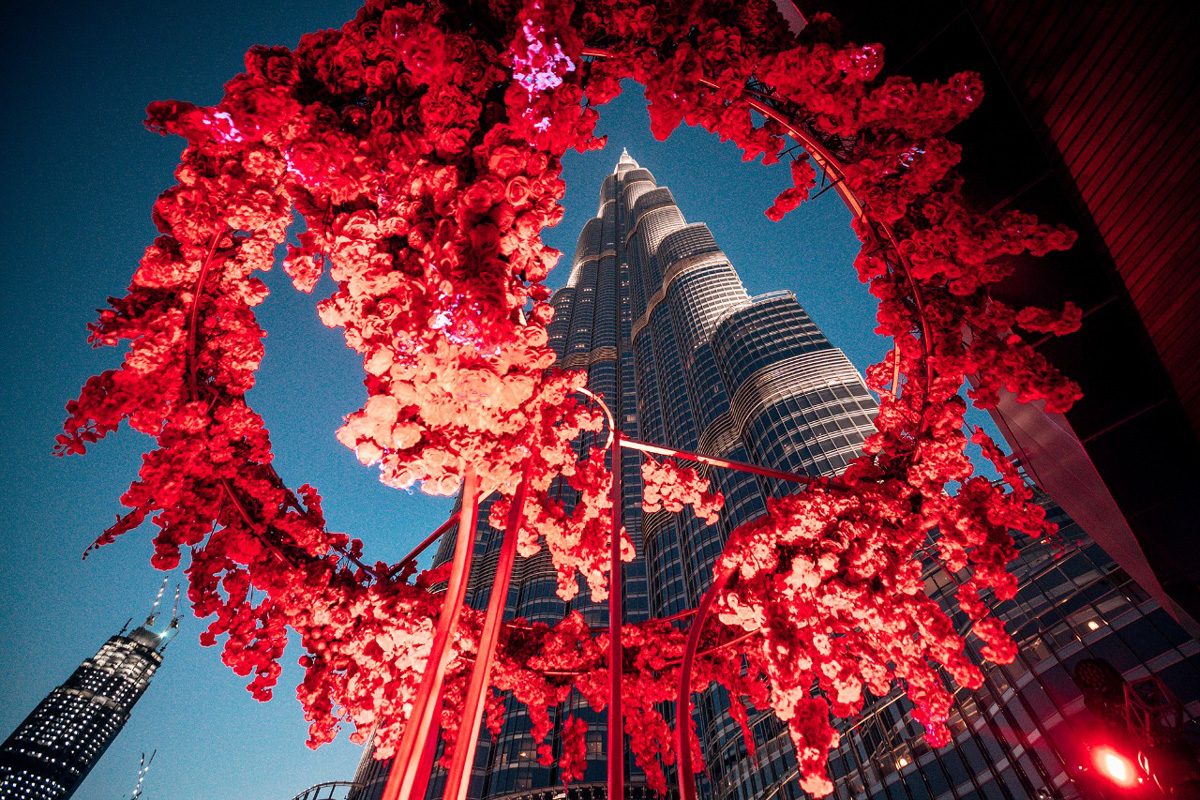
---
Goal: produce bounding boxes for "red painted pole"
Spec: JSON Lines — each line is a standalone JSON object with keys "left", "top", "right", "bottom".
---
{"left": 675, "top": 563, "right": 738, "bottom": 800}
{"left": 608, "top": 429, "right": 625, "bottom": 800}
{"left": 389, "top": 512, "right": 461, "bottom": 577}
{"left": 619, "top": 436, "right": 819, "bottom": 486}
{"left": 441, "top": 461, "right": 533, "bottom": 800}
{"left": 382, "top": 467, "right": 481, "bottom": 800}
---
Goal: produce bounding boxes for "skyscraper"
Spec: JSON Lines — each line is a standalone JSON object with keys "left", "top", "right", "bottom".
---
{"left": 0, "top": 584, "right": 178, "bottom": 800}
{"left": 352, "top": 150, "right": 879, "bottom": 800}
{"left": 350, "top": 153, "right": 1199, "bottom": 800}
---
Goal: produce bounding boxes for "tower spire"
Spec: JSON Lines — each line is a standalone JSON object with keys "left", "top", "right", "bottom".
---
{"left": 144, "top": 576, "right": 168, "bottom": 628}
{"left": 158, "top": 586, "right": 181, "bottom": 649}
{"left": 127, "top": 750, "right": 155, "bottom": 800}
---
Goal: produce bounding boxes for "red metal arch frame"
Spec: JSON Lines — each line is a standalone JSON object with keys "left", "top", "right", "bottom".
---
{"left": 382, "top": 45, "right": 942, "bottom": 800}
{"left": 55, "top": 0, "right": 1082, "bottom": 795}
{"left": 377, "top": 64, "right": 938, "bottom": 800}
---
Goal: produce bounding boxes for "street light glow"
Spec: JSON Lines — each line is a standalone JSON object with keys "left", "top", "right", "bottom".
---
{"left": 1093, "top": 745, "right": 1139, "bottom": 788}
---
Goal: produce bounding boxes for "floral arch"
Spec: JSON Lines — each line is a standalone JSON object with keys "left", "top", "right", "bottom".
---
{"left": 58, "top": 0, "right": 1083, "bottom": 798}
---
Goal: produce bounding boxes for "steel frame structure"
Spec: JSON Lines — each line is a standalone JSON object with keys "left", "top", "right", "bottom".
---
{"left": 379, "top": 395, "right": 821, "bottom": 800}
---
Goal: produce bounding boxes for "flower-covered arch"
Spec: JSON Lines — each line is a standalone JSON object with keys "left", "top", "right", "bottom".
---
{"left": 59, "top": 0, "right": 1082, "bottom": 797}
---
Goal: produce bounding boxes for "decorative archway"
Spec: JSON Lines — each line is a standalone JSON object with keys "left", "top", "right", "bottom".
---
{"left": 58, "top": 1, "right": 1083, "bottom": 798}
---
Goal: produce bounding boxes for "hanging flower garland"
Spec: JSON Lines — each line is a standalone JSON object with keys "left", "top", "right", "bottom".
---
{"left": 59, "top": 0, "right": 1082, "bottom": 795}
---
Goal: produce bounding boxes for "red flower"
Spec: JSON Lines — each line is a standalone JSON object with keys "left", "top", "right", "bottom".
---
{"left": 488, "top": 144, "right": 528, "bottom": 179}
{"left": 504, "top": 175, "right": 532, "bottom": 207}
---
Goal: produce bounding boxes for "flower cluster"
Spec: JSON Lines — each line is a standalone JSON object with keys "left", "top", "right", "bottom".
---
{"left": 490, "top": 444, "right": 636, "bottom": 602}
{"left": 487, "top": 611, "right": 766, "bottom": 794}
{"left": 640, "top": 457, "right": 724, "bottom": 524}
{"left": 60, "top": 0, "right": 1083, "bottom": 796}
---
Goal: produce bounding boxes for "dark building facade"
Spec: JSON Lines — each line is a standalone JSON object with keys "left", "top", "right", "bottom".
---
{"left": 797, "top": 0, "right": 1200, "bottom": 643}
{"left": 348, "top": 153, "right": 1199, "bottom": 800}
{"left": 799, "top": 499, "right": 1200, "bottom": 800}
{"left": 0, "top": 589, "right": 177, "bottom": 800}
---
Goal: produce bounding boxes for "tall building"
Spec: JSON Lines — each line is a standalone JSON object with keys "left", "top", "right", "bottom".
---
{"left": 349, "top": 152, "right": 1199, "bottom": 800}
{"left": 0, "top": 584, "right": 178, "bottom": 800}
{"left": 352, "top": 149, "right": 879, "bottom": 800}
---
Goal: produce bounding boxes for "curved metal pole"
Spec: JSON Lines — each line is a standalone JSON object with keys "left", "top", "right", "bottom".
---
{"left": 577, "top": 386, "right": 616, "bottom": 450}
{"left": 728, "top": 90, "right": 935, "bottom": 394}
{"left": 382, "top": 467, "right": 481, "bottom": 800}
{"left": 674, "top": 563, "right": 738, "bottom": 800}
{"left": 442, "top": 460, "right": 534, "bottom": 800}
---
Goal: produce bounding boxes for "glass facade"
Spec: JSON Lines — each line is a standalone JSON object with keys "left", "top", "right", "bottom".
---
{"left": 724, "top": 498, "right": 1200, "bottom": 800}
{"left": 349, "top": 152, "right": 1199, "bottom": 800}
{"left": 0, "top": 623, "right": 171, "bottom": 800}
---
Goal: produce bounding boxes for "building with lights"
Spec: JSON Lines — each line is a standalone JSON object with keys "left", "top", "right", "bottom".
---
{"left": 0, "top": 586, "right": 178, "bottom": 800}
{"left": 348, "top": 153, "right": 1199, "bottom": 800}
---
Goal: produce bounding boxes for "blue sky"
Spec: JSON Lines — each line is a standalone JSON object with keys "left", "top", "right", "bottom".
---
{"left": 0, "top": 4, "right": 933, "bottom": 799}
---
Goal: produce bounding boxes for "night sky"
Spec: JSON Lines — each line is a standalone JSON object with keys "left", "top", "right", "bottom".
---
{"left": 0, "top": 3, "right": 986, "bottom": 799}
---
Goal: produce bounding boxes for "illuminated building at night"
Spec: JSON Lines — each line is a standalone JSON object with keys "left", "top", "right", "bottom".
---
{"left": 348, "top": 153, "right": 1199, "bottom": 800}
{"left": 0, "top": 586, "right": 178, "bottom": 800}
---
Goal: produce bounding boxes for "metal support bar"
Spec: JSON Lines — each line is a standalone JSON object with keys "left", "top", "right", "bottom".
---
{"left": 608, "top": 429, "right": 625, "bottom": 800}
{"left": 810, "top": 175, "right": 845, "bottom": 201}
{"left": 619, "top": 436, "right": 819, "bottom": 486}
{"left": 382, "top": 467, "right": 481, "bottom": 800}
{"left": 442, "top": 461, "right": 534, "bottom": 800}
{"left": 389, "top": 512, "right": 462, "bottom": 578}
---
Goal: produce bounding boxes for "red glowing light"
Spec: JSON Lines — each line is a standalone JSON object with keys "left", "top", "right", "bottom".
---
{"left": 1093, "top": 745, "right": 1139, "bottom": 788}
